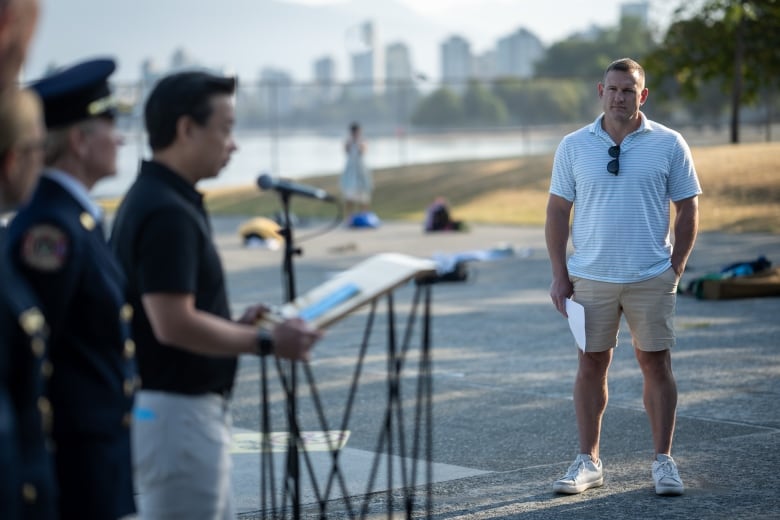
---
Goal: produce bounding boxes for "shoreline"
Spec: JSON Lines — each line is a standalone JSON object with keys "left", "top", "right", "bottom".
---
{"left": 100, "top": 142, "right": 780, "bottom": 234}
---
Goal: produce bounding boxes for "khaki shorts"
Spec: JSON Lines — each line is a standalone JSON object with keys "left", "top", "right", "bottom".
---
{"left": 571, "top": 267, "right": 679, "bottom": 352}
{"left": 132, "top": 390, "right": 234, "bottom": 520}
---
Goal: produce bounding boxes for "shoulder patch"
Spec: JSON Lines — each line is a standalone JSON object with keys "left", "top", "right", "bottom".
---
{"left": 21, "top": 225, "right": 69, "bottom": 271}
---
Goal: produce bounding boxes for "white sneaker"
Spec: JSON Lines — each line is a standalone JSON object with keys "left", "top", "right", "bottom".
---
{"left": 652, "top": 454, "right": 684, "bottom": 496}
{"left": 553, "top": 454, "right": 604, "bottom": 494}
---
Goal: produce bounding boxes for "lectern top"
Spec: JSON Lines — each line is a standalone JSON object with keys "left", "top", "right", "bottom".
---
{"left": 263, "top": 253, "right": 436, "bottom": 331}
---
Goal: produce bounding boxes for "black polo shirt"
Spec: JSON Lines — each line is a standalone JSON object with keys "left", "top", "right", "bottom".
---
{"left": 110, "top": 160, "right": 237, "bottom": 396}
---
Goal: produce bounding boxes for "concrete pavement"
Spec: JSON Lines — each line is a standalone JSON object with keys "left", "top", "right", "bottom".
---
{"left": 212, "top": 217, "right": 780, "bottom": 519}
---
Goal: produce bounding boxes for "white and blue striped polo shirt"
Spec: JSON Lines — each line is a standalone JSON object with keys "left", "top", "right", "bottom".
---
{"left": 550, "top": 113, "right": 702, "bottom": 283}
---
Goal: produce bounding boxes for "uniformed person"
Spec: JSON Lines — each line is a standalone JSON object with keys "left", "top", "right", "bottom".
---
{"left": 1, "top": 87, "right": 57, "bottom": 519}
{"left": 5, "top": 58, "right": 136, "bottom": 520}
{"left": 1, "top": 2, "right": 55, "bottom": 517}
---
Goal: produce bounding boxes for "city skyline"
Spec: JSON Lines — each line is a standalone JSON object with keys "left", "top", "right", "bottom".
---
{"left": 24, "top": 0, "right": 675, "bottom": 83}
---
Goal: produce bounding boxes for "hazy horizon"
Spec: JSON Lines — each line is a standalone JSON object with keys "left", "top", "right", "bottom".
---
{"left": 24, "top": 0, "right": 679, "bottom": 83}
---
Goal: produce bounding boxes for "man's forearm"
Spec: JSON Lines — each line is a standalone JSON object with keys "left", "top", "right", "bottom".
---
{"left": 671, "top": 197, "right": 699, "bottom": 275}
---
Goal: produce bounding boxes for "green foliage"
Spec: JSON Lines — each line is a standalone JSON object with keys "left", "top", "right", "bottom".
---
{"left": 492, "top": 77, "right": 594, "bottom": 124}
{"left": 411, "top": 87, "right": 464, "bottom": 126}
{"left": 534, "top": 16, "right": 657, "bottom": 80}
{"left": 646, "top": 0, "right": 780, "bottom": 104}
{"left": 535, "top": 39, "right": 614, "bottom": 80}
{"left": 461, "top": 80, "right": 509, "bottom": 125}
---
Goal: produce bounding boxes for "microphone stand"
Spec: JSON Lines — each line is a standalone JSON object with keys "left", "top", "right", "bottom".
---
{"left": 258, "top": 180, "right": 339, "bottom": 518}
{"left": 277, "top": 189, "right": 303, "bottom": 519}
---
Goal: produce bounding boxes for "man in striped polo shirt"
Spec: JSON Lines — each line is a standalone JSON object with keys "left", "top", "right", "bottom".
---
{"left": 545, "top": 58, "right": 701, "bottom": 496}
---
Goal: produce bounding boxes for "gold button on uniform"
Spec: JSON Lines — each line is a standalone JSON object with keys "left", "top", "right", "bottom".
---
{"left": 123, "top": 339, "right": 135, "bottom": 359}
{"left": 22, "top": 483, "right": 37, "bottom": 503}
{"left": 123, "top": 379, "right": 135, "bottom": 397}
{"left": 19, "top": 308, "right": 45, "bottom": 335}
{"left": 41, "top": 360, "right": 53, "bottom": 379}
{"left": 79, "top": 212, "right": 96, "bottom": 231}
{"left": 37, "top": 396, "right": 51, "bottom": 414}
{"left": 31, "top": 337, "right": 45, "bottom": 358}
{"left": 120, "top": 304, "right": 133, "bottom": 322}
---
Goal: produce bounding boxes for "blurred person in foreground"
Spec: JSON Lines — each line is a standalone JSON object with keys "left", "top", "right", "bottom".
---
{"left": 6, "top": 58, "right": 136, "bottom": 519}
{"left": 2, "top": 2, "right": 56, "bottom": 516}
{"left": 1, "top": 88, "right": 44, "bottom": 213}
{"left": 110, "top": 70, "right": 321, "bottom": 519}
{"left": 0, "top": 0, "right": 40, "bottom": 92}
{"left": 545, "top": 57, "right": 700, "bottom": 497}
{"left": 1, "top": 86, "right": 58, "bottom": 519}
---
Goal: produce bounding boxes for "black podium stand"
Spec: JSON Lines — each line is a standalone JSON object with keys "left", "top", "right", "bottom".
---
{"left": 256, "top": 253, "right": 436, "bottom": 519}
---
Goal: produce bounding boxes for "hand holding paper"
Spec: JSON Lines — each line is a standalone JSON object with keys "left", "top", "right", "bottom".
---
{"left": 565, "top": 298, "right": 586, "bottom": 352}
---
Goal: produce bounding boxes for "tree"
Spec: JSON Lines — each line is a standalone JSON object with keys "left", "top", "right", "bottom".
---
{"left": 645, "top": 0, "right": 780, "bottom": 143}
{"left": 492, "top": 77, "right": 593, "bottom": 124}
{"left": 534, "top": 16, "right": 657, "bottom": 80}
{"left": 461, "top": 80, "right": 508, "bottom": 126}
{"left": 411, "top": 87, "right": 464, "bottom": 127}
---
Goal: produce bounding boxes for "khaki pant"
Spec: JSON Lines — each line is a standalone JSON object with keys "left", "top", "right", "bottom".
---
{"left": 571, "top": 267, "right": 679, "bottom": 352}
{"left": 132, "top": 391, "right": 234, "bottom": 520}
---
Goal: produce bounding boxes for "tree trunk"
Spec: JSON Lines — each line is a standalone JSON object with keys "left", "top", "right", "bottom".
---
{"left": 730, "top": 0, "right": 746, "bottom": 144}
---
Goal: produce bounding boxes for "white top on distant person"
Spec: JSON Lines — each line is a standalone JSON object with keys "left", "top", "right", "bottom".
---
{"left": 340, "top": 121, "right": 372, "bottom": 216}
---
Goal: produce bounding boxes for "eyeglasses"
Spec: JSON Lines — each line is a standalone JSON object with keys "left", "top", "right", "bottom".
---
{"left": 607, "top": 145, "right": 620, "bottom": 175}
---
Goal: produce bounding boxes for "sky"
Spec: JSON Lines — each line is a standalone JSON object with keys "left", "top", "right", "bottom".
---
{"left": 23, "top": 0, "right": 681, "bottom": 83}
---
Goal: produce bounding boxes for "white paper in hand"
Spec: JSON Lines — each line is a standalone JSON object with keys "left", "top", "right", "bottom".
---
{"left": 565, "top": 298, "right": 586, "bottom": 352}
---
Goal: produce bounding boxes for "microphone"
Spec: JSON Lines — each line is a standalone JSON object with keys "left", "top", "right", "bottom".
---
{"left": 256, "top": 173, "right": 337, "bottom": 202}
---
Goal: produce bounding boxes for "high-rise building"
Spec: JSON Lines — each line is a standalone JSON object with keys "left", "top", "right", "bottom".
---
{"left": 314, "top": 56, "right": 336, "bottom": 84}
{"left": 170, "top": 48, "right": 198, "bottom": 71}
{"left": 260, "top": 67, "right": 294, "bottom": 116}
{"left": 440, "top": 35, "right": 472, "bottom": 91}
{"left": 349, "top": 20, "right": 384, "bottom": 97}
{"left": 474, "top": 50, "right": 497, "bottom": 81}
{"left": 140, "top": 58, "right": 161, "bottom": 89}
{"left": 313, "top": 55, "right": 337, "bottom": 102}
{"left": 385, "top": 42, "right": 413, "bottom": 84}
{"left": 495, "top": 27, "right": 544, "bottom": 79}
{"left": 621, "top": 1, "right": 650, "bottom": 27}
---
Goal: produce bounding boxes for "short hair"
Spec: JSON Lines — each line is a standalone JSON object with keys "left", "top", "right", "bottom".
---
{"left": 144, "top": 70, "right": 236, "bottom": 151}
{"left": 41, "top": 118, "right": 96, "bottom": 166}
{"left": 0, "top": 87, "right": 41, "bottom": 161}
{"left": 604, "top": 58, "right": 645, "bottom": 88}
{"left": 350, "top": 122, "right": 360, "bottom": 133}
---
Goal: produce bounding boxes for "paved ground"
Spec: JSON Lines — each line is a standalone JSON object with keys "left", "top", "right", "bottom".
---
{"left": 211, "top": 216, "right": 780, "bottom": 519}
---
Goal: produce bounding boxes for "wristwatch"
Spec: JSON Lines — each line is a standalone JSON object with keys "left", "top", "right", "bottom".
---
{"left": 256, "top": 328, "right": 274, "bottom": 356}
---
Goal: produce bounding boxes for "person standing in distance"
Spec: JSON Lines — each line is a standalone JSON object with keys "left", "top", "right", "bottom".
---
{"left": 545, "top": 58, "right": 701, "bottom": 496}
{"left": 6, "top": 58, "right": 136, "bottom": 519}
{"left": 340, "top": 121, "right": 372, "bottom": 217}
{"left": 110, "top": 71, "right": 321, "bottom": 519}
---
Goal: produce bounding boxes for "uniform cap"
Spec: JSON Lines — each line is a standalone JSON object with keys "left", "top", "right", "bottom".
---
{"left": 28, "top": 57, "right": 117, "bottom": 129}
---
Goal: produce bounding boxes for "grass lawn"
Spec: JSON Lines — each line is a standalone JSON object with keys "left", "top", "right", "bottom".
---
{"left": 105, "top": 142, "right": 780, "bottom": 234}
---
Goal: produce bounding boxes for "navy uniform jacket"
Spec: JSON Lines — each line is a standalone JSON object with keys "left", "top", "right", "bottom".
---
{"left": 6, "top": 174, "right": 137, "bottom": 519}
{"left": 1, "top": 225, "right": 58, "bottom": 519}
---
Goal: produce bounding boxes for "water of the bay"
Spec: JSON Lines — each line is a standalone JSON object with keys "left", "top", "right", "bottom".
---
{"left": 92, "top": 128, "right": 569, "bottom": 199}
